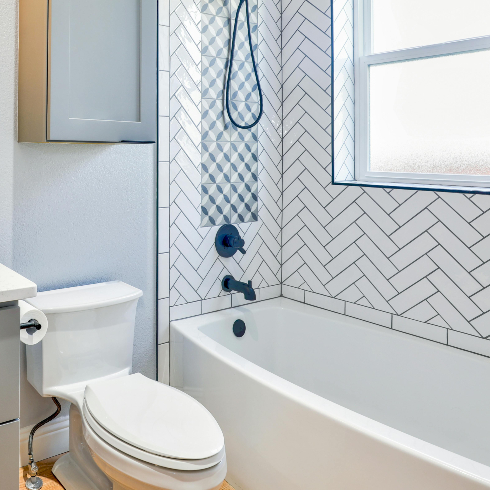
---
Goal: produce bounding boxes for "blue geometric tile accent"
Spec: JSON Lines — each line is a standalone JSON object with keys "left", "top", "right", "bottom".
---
{"left": 202, "top": 98, "right": 230, "bottom": 141}
{"left": 230, "top": 0, "right": 258, "bottom": 23}
{"left": 201, "top": 183, "right": 231, "bottom": 226}
{"left": 202, "top": 14, "right": 230, "bottom": 59}
{"left": 202, "top": 56, "right": 229, "bottom": 99}
{"left": 230, "top": 181, "right": 258, "bottom": 223}
{"left": 229, "top": 60, "right": 259, "bottom": 102}
{"left": 231, "top": 141, "right": 258, "bottom": 182}
{"left": 202, "top": 141, "right": 231, "bottom": 183}
{"left": 200, "top": 0, "right": 259, "bottom": 227}
{"left": 233, "top": 19, "right": 258, "bottom": 62}
{"left": 201, "top": 0, "right": 229, "bottom": 18}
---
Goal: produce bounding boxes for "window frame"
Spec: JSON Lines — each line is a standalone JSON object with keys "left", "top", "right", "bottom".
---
{"left": 349, "top": 0, "right": 490, "bottom": 192}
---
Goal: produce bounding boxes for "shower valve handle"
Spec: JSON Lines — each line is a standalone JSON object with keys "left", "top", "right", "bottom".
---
{"left": 215, "top": 225, "right": 246, "bottom": 257}
{"left": 224, "top": 235, "right": 246, "bottom": 255}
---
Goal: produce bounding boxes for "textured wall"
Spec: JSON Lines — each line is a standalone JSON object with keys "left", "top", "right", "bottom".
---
{"left": 0, "top": 0, "right": 157, "bottom": 428}
{"left": 162, "top": 0, "right": 282, "bottom": 323}
{"left": 283, "top": 0, "right": 490, "bottom": 358}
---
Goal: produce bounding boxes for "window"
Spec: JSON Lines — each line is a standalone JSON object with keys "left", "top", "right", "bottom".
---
{"left": 333, "top": 0, "right": 490, "bottom": 193}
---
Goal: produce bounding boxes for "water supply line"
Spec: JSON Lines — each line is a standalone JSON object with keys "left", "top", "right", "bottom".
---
{"left": 25, "top": 397, "right": 61, "bottom": 490}
{"left": 225, "top": 0, "right": 263, "bottom": 129}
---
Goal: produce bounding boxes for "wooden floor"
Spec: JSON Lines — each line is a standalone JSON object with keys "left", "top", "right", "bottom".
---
{"left": 19, "top": 454, "right": 235, "bottom": 490}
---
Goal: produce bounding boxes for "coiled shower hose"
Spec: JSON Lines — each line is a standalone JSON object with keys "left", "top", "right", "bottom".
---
{"left": 225, "top": 0, "right": 263, "bottom": 129}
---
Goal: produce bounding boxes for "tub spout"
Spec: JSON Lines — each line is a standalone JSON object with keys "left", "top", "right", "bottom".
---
{"left": 222, "top": 275, "right": 256, "bottom": 301}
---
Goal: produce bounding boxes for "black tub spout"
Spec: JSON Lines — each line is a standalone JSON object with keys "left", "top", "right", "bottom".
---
{"left": 222, "top": 275, "right": 256, "bottom": 301}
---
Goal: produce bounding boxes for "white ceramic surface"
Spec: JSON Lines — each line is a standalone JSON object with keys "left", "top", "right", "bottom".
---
{"left": 26, "top": 282, "right": 141, "bottom": 400}
{"left": 0, "top": 263, "right": 36, "bottom": 303}
{"left": 28, "top": 281, "right": 226, "bottom": 490}
{"left": 27, "top": 281, "right": 142, "bottom": 313}
{"left": 85, "top": 373, "right": 224, "bottom": 460}
{"left": 171, "top": 297, "right": 490, "bottom": 490}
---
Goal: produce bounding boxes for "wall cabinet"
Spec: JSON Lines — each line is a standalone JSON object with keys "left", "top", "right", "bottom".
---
{"left": 19, "top": 0, "right": 157, "bottom": 143}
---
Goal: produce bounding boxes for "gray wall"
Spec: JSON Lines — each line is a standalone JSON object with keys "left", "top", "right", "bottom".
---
{"left": 0, "top": 0, "right": 156, "bottom": 427}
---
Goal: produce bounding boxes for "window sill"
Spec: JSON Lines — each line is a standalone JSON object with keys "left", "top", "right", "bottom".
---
{"left": 333, "top": 179, "right": 490, "bottom": 195}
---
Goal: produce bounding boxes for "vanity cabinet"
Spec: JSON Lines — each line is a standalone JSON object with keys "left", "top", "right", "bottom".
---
{"left": 0, "top": 304, "right": 20, "bottom": 490}
{"left": 18, "top": 0, "right": 157, "bottom": 143}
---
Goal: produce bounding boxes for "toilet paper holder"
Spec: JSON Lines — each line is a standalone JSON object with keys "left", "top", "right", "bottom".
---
{"left": 20, "top": 319, "right": 42, "bottom": 331}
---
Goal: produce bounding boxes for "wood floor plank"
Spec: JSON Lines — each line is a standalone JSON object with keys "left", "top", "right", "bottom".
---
{"left": 19, "top": 454, "right": 235, "bottom": 490}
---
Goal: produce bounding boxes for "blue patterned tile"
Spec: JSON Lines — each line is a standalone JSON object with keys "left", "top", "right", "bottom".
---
{"left": 202, "top": 99, "right": 230, "bottom": 141}
{"left": 230, "top": 141, "right": 258, "bottom": 182}
{"left": 230, "top": 0, "right": 258, "bottom": 23}
{"left": 202, "top": 56, "right": 228, "bottom": 99}
{"left": 232, "top": 18, "right": 258, "bottom": 62}
{"left": 202, "top": 141, "right": 231, "bottom": 183}
{"left": 201, "top": 183, "right": 231, "bottom": 226}
{"left": 229, "top": 101, "right": 259, "bottom": 142}
{"left": 201, "top": 0, "right": 230, "bottom": 18}
{"left": 230, "top": 181, "right": 258, "bottom": 223}
{"left": 229, "top": 60, "right": 259, "bottom": 102}
{"left": 202, "top": 14, "right": 230, "bottom": 59}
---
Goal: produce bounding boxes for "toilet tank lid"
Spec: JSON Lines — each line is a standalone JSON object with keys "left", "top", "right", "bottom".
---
{"left": 26, "top": 281, "right": 143, "bottom": 314}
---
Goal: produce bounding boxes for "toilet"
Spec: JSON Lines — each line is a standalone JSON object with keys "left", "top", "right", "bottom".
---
{"left": 25, "top": 281, "right": 227, "bottom": 490}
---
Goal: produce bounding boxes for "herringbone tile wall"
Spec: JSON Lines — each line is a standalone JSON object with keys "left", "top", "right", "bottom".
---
{"left": 163, "top": 0, "right": 282, "bottom": 322}
{"left": 160, "top": 0, "right": 490, "bottom": 366}
{"left": 283, "top": 0, "right": 490, "bottom": 357}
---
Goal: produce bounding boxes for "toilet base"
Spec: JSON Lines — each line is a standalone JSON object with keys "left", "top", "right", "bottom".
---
{"left": 52, "top": 453, "right": 103, "bottom": 490}
{"left": 57, "top": 403, "right": 226, "bottom": 490}
{"left": 52, "top": 404, "right": 113, "bottom": 490}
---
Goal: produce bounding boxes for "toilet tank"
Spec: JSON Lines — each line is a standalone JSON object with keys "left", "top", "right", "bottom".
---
{"left": 25, "top": 281, "right": 143, "bottom": 398}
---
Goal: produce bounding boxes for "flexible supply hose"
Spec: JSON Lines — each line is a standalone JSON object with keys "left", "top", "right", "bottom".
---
{"left": 225, "top": 0, "right": 263, "bottom": 129}
{"left": 25, "top": 397, "right": 61, "bottom": 489}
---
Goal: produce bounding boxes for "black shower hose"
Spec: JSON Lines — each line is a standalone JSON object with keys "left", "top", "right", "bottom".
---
{"left": 225, "top": 0, "right": 263, "bottom": 129}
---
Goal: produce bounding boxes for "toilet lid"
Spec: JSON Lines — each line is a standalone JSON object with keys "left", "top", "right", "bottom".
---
{"left": 84, "top": 373, "right": 224, "bottom": 460}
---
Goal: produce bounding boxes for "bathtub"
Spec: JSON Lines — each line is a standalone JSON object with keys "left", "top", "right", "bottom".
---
{"left": 170, "top": 297, "right": 490, "bottom": 490}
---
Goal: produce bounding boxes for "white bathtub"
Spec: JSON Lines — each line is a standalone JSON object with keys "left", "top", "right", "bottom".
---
{"left": 170, "top": 298, "right": 490, "bottom": 490}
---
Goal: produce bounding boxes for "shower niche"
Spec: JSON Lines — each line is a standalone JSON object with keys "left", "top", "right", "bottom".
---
{"left": 18, "top": 0, "right": 157, "bottom": 143}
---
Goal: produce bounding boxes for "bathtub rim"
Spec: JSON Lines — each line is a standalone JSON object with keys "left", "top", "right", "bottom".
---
{"left": 170, "top": 296, "right": 490, "bottom": 487}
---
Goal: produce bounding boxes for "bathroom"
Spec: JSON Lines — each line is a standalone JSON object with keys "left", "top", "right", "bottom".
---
{"left": 2, "top": 0, "right": 490, "bottom": 488}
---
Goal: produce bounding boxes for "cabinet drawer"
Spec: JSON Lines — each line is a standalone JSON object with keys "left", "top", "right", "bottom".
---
{"left": 0, "top": 420, "right": 19, "bottom": 490}
{"left": 0, "top": 306, "right": 20, "bottom": 423}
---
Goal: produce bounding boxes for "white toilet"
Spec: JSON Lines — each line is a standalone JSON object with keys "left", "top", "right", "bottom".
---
{"left": 25, "top": 281, "right": 227, "bottom": 490}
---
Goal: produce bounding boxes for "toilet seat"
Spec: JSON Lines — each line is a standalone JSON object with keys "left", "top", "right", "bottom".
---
{"left": 83, "top": 374, "right": 225, "bottom": 471}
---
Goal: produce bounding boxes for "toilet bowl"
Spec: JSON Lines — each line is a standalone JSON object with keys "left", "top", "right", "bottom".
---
{"left": 25, "top": 282, "right": 227, "bottom": 490}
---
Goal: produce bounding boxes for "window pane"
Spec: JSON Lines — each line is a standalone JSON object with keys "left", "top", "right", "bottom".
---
{"left": 369, "top": 50, "right": 490, "bottom": 176}
{"left": 372, "top": 0, "right": 490, "bottom": 53}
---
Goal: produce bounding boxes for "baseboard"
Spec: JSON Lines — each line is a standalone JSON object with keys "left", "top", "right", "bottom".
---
{"left": 19, "top": 415, "right": 69, "bottom": 467}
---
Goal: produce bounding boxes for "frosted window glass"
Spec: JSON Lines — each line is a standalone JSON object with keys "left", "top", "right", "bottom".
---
{"left": 369, "top": 50, "right": 490, "bottom": 176}
{"left": 372, "top": 0, "right": 490, "bottom": 53}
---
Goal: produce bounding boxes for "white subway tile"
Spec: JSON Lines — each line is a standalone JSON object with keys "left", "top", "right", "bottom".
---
{"left": 158, "top": 298, "right": 170, "bottom": 344}
{"left": 158, "top": 343, "right": 170, "bottom": 384}
{"left": 202, "top": 295, "right": 232, "bottom": 314}
{"left": 282, "top": 285, "right": 305, "bottom": 303}
{"left": 158, "top": 208, "right": 169, "bottom": 254}
{"left": 170, "top": 301, "right": 201, "bottom": 320}
{"left": 305, "top": 291, "right": 344, "bottom": 314}
{"left": 393, "top": 316, "right": 447, "bottom": 344}
{"left": 346, "top": 303, "right": 392, "bottom": 328}
{"left": 448, "top": 330, "right": 490, "bottom": 358}
{"left": 158, "top": 253, "right": 169, "bottom": 299}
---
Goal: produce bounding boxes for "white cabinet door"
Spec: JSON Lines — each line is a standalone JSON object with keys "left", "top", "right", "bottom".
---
{"left": 48, "top": 0, "right": 157, "bottom": 142}
{"left": 0, "top": 420, "right": 19, "bottom": 490}
{"left": 0, "top": 306, "right": 19, "bottom": 424}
